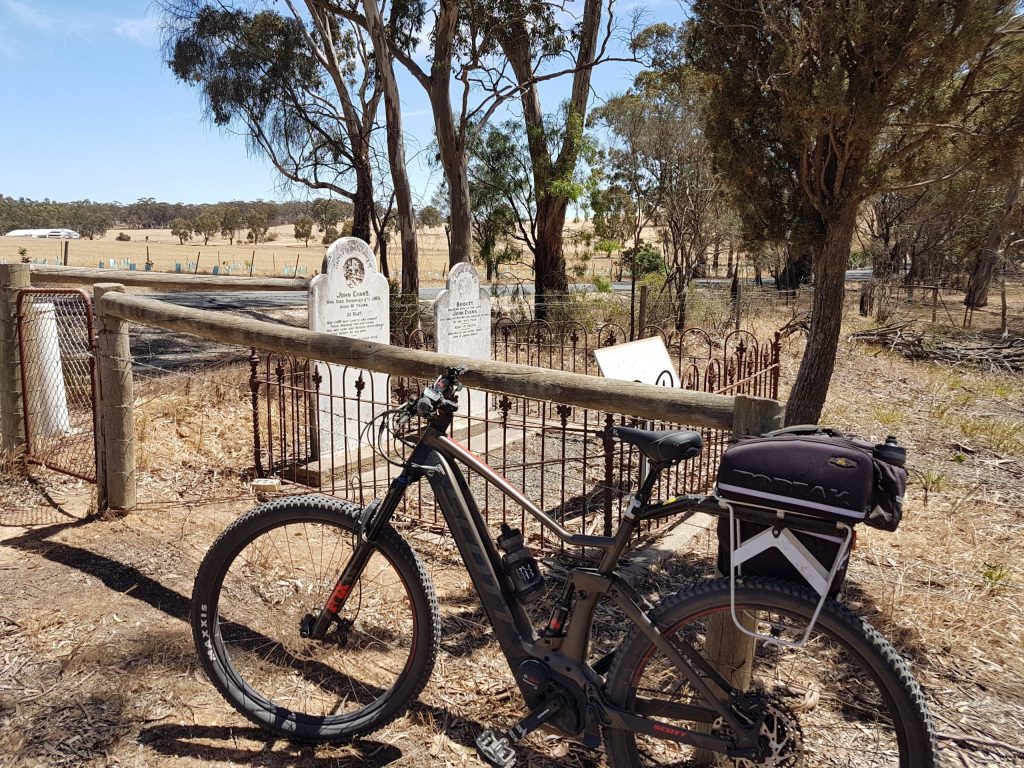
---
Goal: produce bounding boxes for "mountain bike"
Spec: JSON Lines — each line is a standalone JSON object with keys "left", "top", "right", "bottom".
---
{"left": 191, "top": 367, "right": 936, "bottom": 767}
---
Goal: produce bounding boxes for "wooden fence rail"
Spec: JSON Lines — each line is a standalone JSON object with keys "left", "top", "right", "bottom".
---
{"left": 93, "top": 288, "right": 785, "bottom": 513}
{"left": 97, "top": 291, "right": 755, "bottom": 434}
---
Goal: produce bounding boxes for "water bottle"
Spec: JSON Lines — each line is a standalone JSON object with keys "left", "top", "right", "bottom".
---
{"left": 496, "top": 524, "right": 546, "bottom": 603}
{"left": 873, "top": 435, "right": 907, "bottom": 467}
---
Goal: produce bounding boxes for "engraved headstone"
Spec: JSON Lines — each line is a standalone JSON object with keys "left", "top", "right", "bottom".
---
{"left": 433, "top": 262, "right": 491, "bottom": 416}
{"left": 309, "top": 238, "right": 390, "bottom": 452}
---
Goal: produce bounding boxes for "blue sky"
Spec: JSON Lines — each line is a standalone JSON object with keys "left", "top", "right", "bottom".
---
{"left": 0, "top": 0, "right": 681, "bottom": 208}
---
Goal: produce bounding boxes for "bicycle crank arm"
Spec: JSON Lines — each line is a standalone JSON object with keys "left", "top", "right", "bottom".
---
{"left": 476, "top": 695, "right": 568, "bottom": 768}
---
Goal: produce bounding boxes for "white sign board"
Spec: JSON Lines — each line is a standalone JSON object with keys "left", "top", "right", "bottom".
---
{"left": 593, "top": 337, "right": 677, "bottom": 387}
{"left": 309, "top": 238, "right": 390, "bottom": 452}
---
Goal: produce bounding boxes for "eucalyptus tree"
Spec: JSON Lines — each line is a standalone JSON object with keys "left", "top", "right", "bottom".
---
{"left": 164, "top": 4, "right": 376, "bottom": 240}
{"left": 688, "top": 0, "right": 1024, "bottom": 424}
{"left": 322, "top": 0, "right": 620, "bottom": 317}
{"left": 162, "top": 0, "right": 421, "bottom": 293}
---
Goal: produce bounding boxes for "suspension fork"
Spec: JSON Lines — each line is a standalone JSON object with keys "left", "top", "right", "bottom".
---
{"left": 308, "top": 467, "right": 419, "bottom": 639}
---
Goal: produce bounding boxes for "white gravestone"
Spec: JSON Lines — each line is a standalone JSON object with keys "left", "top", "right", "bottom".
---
{"left": 309, "top": 238, "right": 390, "bottom": 453}
{"left": 433, "top": 262, "right": 491, "bottom": 417}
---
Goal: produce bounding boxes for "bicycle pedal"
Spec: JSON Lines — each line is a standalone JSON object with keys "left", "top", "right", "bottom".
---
{"left": 475, "top": 730, "right": 516, "bottom": 768}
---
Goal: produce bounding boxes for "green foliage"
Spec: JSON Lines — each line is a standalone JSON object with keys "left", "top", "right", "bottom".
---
{"left": 622, "top": 241, "right": 665, "bottom": 277}
{"left": 169, "top": 217, "right": 193, "bottom": 245}
{"left": 115, "top": 232, "right": 131, "bottom": 242}
{"left": 917, "top": 468, "right": 947, "bottom": 502}
{"left": 981, "top": 562, "right": 1011, "bottom": 592}
{"left": 219, "top": 206, "right": 242, "bottom": 244}
{"left": 17, "top": 247, "right": 28, "bottom": 263}
{"left": 468, "top": 125, "right": 527, "bottom": 279}
{"left": 686, "top": 0, "right": 1024, "bottom": 422}
{"left": 591, "top": 275, "right": 612, "bottom": 293}
{"left": 194, "top": 211, "right": 220, "bottom": 245}
{"left": 311, "top": 199, "right": 343, "bottom": 233}
{"left": 468, "top": 115, "right": 599, "bottom": 262}
{"left": 848, "top": 249, "right": 872, "bottom": 270}
{"left": 293, "top": 214, "right": 314, "bottom": 246}
{"left": 246, "top": 211, "right": 268, "bottom": 244}
{"left": 416, "top": 205, "right": 444, "bottom": 229}
{"left": 322, "top": 224, "right": 339, "bottom": 245}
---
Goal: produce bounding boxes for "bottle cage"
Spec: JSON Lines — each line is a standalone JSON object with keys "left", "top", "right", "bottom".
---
{"left": 720, "top": 498, "right": 854, "bottom": 648}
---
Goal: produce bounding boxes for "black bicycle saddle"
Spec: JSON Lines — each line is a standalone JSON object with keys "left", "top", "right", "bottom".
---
{"left": 610, "top": 426, "right": 703, "bottom": 463}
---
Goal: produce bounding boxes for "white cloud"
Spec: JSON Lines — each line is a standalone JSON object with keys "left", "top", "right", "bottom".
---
{"left": 114, "top": 16, "right": 160, "bottom": 48}
{"left": 4, "top": 0, "right": 55, "bottom": 30}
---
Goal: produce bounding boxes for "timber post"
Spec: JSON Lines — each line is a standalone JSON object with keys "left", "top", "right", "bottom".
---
{"left": 0, "top": 263, "right": 31, "bottom": 454}
{"left": 696, "top": 394, "right": 784, "bottom": 764}
{"left": 94, "top": 283, "right": 136, "bottom": 514}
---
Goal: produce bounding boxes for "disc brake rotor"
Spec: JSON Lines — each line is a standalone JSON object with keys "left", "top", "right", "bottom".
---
{"left": 713, "top": 698, "right": 804, "bottom": 768}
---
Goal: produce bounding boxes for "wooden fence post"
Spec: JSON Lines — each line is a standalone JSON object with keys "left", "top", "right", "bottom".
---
{"left": 697, "top": 394, "right": 784, "bottom": 763}
{"left": 0, "top": 264, "right": 31, "bottom": 454}
{"left": 94, "top": 283, "right": 136, "bottom": 514}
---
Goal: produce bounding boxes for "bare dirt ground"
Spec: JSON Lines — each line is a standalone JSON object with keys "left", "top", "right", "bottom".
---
{"left": 1, "top": 299, "right": 1023, "bottom": 767}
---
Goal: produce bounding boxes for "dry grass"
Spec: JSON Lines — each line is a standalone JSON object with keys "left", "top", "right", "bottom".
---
{"left": 1, "top": 224, "right": 625, "bottom": 287}
{"left": 1, "top": 296, "right": 1023, "bottom": 767}
{"left": 1, "top": 226, "right": 458, "bottom": 283}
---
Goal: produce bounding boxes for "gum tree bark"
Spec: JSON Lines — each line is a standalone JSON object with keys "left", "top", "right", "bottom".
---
{"left": 965, "top": 167, "right": 1023, "bottom": 308}
{"left": 784, "top": 207, "right": 859, "bottom": 426}
{"left": 362, "top": 0, "right": 420, "bottom": 293}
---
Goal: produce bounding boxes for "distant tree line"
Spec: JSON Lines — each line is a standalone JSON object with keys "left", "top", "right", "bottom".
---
{"left": 0, "top": 196, "right": 354, "bottom": 241}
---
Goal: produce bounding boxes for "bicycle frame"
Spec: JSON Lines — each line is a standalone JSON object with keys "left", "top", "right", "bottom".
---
{"left": 316, "top": 408, "right": 762, "bottom": 755}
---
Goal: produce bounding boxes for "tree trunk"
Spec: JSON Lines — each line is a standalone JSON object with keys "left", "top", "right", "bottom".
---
{"left": 379, "top": 236, "right": 390, "bottom": 277}
{"left": 442, "top": 152, "right": 473, "bottom": 266}
{"left": 776, "top": 246, "right": 812, "bottom": 291}
{"left": 965, "top": 168, "right": 1023, "bottom": 309}
{"left": 534, "top": 199, "right": 570, "bottom": 320}
{"left": 427, "top": 0, "right": 472, "bottom": 269}
{"left": 363, "top": 0, "right": 419, "bottom": 296}
{"left": 497, "top": 0, "right": 602, "bottom": 321}
{"left": 351, "top": 163, "right": 373, "bottom": 244}
{"left": 785, "top": 209, "right": 857, "bottom": 426}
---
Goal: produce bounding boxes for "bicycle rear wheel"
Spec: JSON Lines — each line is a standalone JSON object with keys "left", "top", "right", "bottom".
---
{"left": 604, "top": 578, "right": 935, "bottom": 768}
{"left": 191, "top": 495, "right": 439, "bottom": 743}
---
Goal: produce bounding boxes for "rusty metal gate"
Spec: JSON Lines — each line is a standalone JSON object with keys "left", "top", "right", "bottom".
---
{"left": 16, "top": 289, "right": 98, "bottom": 482}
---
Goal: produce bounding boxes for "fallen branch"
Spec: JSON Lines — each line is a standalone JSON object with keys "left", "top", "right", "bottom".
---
{"left": 936, "top": 730, "right": 1024, "bottom": 758}
{"left": 849, "top": 324, "right": 1024, "bottom": 371}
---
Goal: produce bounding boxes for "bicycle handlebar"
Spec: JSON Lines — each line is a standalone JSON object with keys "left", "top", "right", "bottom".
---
{"left": 408, "top": 366, "right": 466, "bottom": 418}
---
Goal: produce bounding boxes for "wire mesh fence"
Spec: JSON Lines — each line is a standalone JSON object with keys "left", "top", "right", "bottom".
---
{"left": 15, "top": 288, "right": 97, "bottom": 482}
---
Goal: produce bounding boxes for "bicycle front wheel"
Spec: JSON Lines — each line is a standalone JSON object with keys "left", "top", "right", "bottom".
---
{"left": 604, "top": 578, "right": 935, "bottom": 768}
{"left": 191, "top": 495, "right": 440, "bottom": 744}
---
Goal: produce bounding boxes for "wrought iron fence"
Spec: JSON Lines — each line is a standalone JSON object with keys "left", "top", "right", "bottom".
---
{"left": 15, "top": 288, "right": 97, "bottom": 481}
{"left": 393, "top": 319, "right": 780, "bottom": 399}
{"left": 250, "top": 321, "right": 780, "bottom": 555}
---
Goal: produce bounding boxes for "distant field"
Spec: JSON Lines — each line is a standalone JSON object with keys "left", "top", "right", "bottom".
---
{"left": 0, "top": 224, "right": 619, "bottom": 285}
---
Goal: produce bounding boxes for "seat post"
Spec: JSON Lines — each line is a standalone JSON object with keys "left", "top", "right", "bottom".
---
{"left": 636, "top": 461, "right": 670, "bottom": 506}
